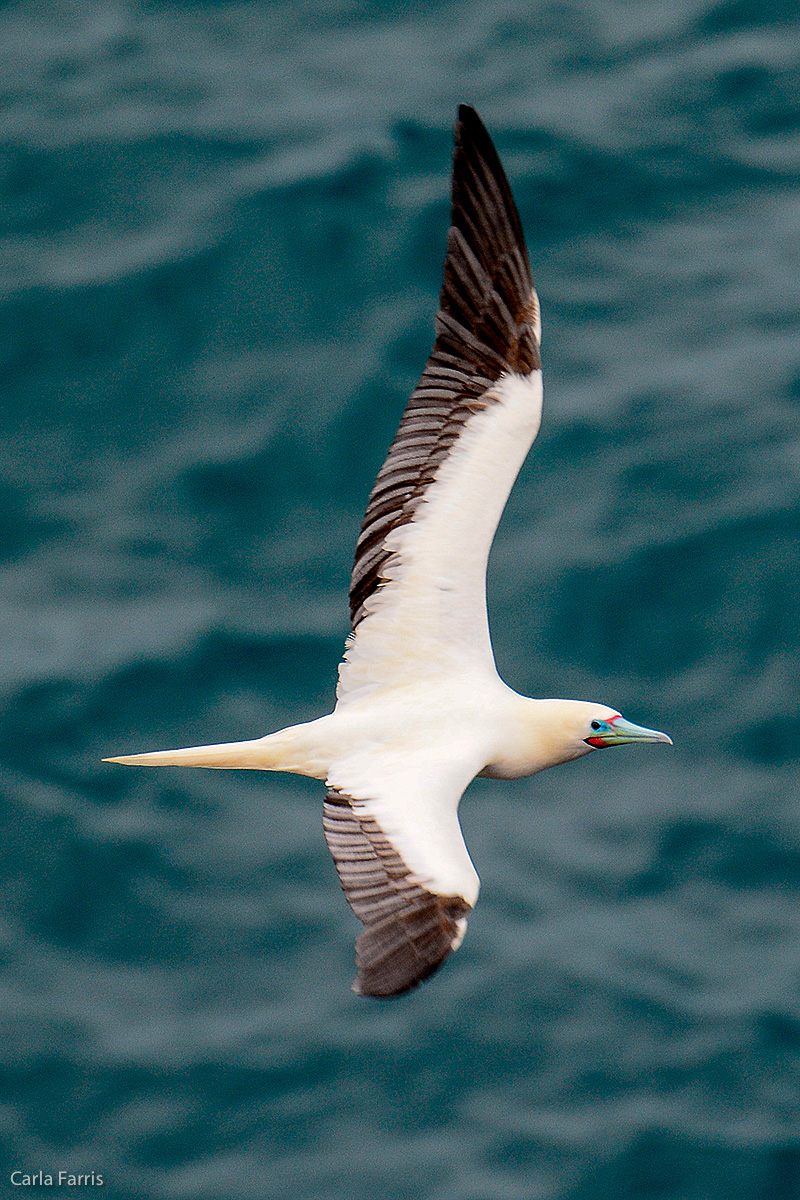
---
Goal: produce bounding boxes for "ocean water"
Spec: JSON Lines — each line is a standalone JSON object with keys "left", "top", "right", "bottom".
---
{"left": 1, "top": 1, "right": 800, "bottom": 1196}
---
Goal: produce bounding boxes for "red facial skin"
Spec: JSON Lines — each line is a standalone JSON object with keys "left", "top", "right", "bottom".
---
{"left": 585, "top": 714, "right": 622, "bottom": 748}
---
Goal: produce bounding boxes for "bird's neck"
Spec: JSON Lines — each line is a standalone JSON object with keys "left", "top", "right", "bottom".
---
{"left": 481, "top": 695, "right": 592, "bottom": 779}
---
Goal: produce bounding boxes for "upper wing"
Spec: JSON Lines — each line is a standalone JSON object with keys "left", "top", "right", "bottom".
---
{"left": 339, "top": 105, "right": 542, "bottom": 704}
{"left": 323, "top": 757, "right": 479, "bottom": 996}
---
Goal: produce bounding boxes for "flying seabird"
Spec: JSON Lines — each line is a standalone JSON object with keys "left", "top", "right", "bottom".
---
{"left": 106, "top": 105, "right": 671, "bottom": 997}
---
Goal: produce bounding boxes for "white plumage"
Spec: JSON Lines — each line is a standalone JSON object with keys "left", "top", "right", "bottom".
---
{"left": 106, "top": 106, "right": 671, "bottom": 997}
{"left": 337, "top": 371, "right": 543, "bottom": 702}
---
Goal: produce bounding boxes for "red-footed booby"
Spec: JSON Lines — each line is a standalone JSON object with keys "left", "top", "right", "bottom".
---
{"left": 106, "top": 106, "right": 671, "bottom": 997}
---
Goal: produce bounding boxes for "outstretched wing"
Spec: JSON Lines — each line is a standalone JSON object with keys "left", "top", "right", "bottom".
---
{"left": 322, "top": 747, "right": 483, "bottom": 996}
{"left": 339, "top": 105, "right": 542, "bottom": 704}
{"left": 324, "top": 790, "right": 472, "bottom": 997}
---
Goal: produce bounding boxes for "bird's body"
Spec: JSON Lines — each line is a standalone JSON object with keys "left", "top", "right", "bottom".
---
{"left": 106, "top": 106, "right": 671, "bottom": 997}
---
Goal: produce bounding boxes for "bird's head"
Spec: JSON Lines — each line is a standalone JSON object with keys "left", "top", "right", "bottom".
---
{"left": 548, "top": 700, "right": 673, "bottom": 765}
{"left": 514, "top": 699, "right": 673, "bottom": 773}
{"left": 488, "top": 698, "right": 674, "bottom": 778}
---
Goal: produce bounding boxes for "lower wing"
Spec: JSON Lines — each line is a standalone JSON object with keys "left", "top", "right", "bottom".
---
{"left": 323, "top": 754, "right": 482, "bottom": 996}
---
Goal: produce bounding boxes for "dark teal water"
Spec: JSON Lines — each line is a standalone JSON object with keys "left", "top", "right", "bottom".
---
{"left": 2, "top": 2, "right": 800, "bottom": 1197}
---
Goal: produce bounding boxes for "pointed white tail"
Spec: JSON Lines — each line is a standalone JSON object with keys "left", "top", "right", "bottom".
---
{"left": 103, "top": 738, "right": 275, "bottom": 770}
{"left": 103, "top": 716, "right": 336, "bottom": 779}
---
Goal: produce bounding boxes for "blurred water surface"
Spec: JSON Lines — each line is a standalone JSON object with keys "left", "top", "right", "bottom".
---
{"left": 1, "top": 1, "right": 800, "bottom": 1197}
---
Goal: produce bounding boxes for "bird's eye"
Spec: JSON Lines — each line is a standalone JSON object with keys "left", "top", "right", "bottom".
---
{"left": 590, "top": 721, "right": 602, "bottom": 731}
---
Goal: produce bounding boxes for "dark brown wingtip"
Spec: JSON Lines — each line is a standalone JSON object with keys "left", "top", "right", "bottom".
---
{"left": 352, "top": 893, "right": 470, "bottom": 998}
{"left": 451, "top": 103, "right": 529, "bottom": 264}
{"left": 455, "top": 103, "right": 481, "bottom": 133}
{"left": 432, "top": 104, "right": 539, "bottom": 390}
{"left": 455, "top": 104, "right": 486, "bottom": 137}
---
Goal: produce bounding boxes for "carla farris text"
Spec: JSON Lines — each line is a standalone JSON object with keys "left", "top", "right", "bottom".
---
{"left": 10, "top": 1172, "right": 104, "bottom": 1187}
